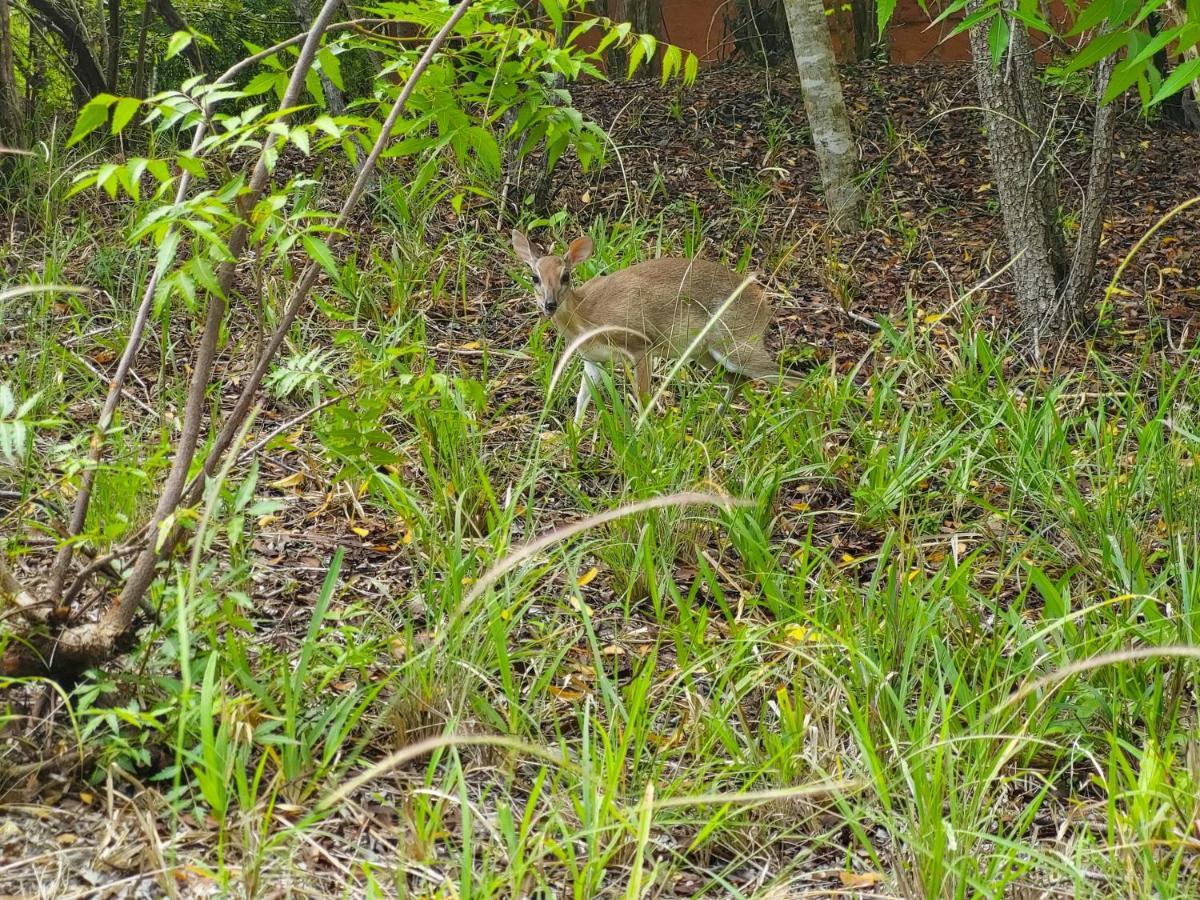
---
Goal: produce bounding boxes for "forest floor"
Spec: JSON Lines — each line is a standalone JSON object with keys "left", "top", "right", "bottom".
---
{"left": 4, "top": 61, "right": 1200, "bottom": 897}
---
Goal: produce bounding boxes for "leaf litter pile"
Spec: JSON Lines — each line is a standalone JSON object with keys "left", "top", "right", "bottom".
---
{"left": 3, "top": 61, "right": 1200, "bottom": 895}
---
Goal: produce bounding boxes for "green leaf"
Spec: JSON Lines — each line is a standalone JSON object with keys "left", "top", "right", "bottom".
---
{"left": 660, "top": 44, "right": 680, "bottom": 85}
{"left": 166, "top": 31, "right": 194, "bottom": 61}
{"left": 684, "top": 52, "right": 698, "bottom": 85}
{"left": 290, "top": 126, "right": 311, "bottom": 155}
{"left": 1064, "top": 30, "right": 1128, "bottom": 74}
{"left": 1126, "top": 24, "right": 1184, "bottom": 69}
{"left": 540, "top": 0, "right": 563, "bottom": 38}
{"left": 465, "top": 125, "right": 500, "bottom": 178}
{"left": 302, "top": 234, "right": 339, "bottom": 277}
{"left": 146, "top": 158, "right": 171, "bottom": 182}
{"left": 176, "top": 155, "right": 206, "bottom": 178}
{"left": 243, "top": 71, "right": 283, "bottom": 97}
{"left": 948, "top": 5, "right": 997, "bottom": 40}
{"left": 566, "top": 17, "right": 599, "bottom": 47}
{"left": 316, "top": 48, "right": 344, "bottom": 90}
{"left": 68, "top": 94, "right": 118, "bottom": 147}
{"left": 877, "top": 0, "right": 898, "bottom": 37}
{"left": 1150, "top": 56, "right": 1200, "bottom": 105}
{"left": 627, "top": 38, "right": 647, "bottom": 79}
{"left": 987, "top": 15, "right": 1010, "bottom": 68}
{"left": 111, "top": 97, "right": 141, "bottom": 134}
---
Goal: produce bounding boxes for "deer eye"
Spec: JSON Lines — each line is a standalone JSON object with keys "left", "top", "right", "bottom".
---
{"left": 531, "top": 274, "right": 541, "bottom": 286}
{"left": 562, "top": 271, "right": 570, "bottom": 285}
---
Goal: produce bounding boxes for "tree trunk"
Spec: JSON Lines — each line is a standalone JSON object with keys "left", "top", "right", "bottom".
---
{"left": 730, "top": 0, "right": 792, "bottom": 67}
{"left": 1063, "top": 53, "right": 1116, "bottom": 316}
{"left": 132, "top": 0, "right": 151, "bottom": 97}
{"left": 782, "top": 0, "right": 863, "bottom": 228}
{"left": 291, "top": 0, "right": 345, "bottom": 113}
{"left": 0, "top": 0, "right": 21, "bottom": 150}
{"left": 968, "top": 3, "right": 1068, "bottom": 337}
{"left": 153, "top": 0, "right": 205, "bottom": 73}
{"left": 850, "top": 0, "right": 885, "bottom": 61}
{"left": 607, "top": 0, "right": 662, "bottom": 75}
{"left": 106, "top": 0, "right": 119, "bottom": 93}
{"left": 26, "top": 0, "right": 109, "bottom": 102}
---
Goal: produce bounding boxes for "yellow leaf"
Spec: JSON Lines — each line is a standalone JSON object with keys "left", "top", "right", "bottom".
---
{"left": 576, "top": 566, "right": 599, "bottom": 587}
{"left": 402, "top": 528, "right": 414, "bottom": 545}
{"left": 548, "top": 685, "right": 587, "bottom": 701}
{"left": 269, "top": 471, "right": 305, "bottom": 489}
{"left": 790, "top": 501, "right": 810, "bottom": 512}
{"left": 839, "top": 871, "right": 884, "bottom": 888}
{"left": 581, "top": 191, "right": 591, "bottom": 204}
{"left": 840, "top": 553, "right": 855, "bottom": 564}
{"left": 923, "top": 312, "right": 945, "bottom": 325}
{"left": 79, "top": 791, "right": 94, "bottom": 805}
{"left": 256, "top": 513, "right": 279, "bottom": 528}
{"left": 350, "top": 525, "right": 370, "bottom": 537}
{"left": 458, "top": 340, "right": 481, "bottom": 351}
{"left": 784, "top": 624, "right": 819, "bottom": 644}
{"left": 975, "top": 182, "right": 991, "bottom": 193}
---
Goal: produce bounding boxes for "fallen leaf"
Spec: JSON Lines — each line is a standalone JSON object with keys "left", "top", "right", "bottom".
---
{"left": 269, "top": 471, "right": 305, "bottom": 489}
{"left": 839, "top": 871, "right": 884, "bottom": 888}
{"left": 576, "top": 566, "right": 598, "bottom": 587}
{"left": 350, "top": 525, "right": 370, "bottom": 537}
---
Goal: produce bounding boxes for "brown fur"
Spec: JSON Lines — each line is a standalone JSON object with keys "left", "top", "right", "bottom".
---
{"left": 511, "top": 230, "right": 795, "bottom": 423}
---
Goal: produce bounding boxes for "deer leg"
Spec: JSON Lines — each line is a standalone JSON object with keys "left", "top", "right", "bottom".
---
{"left": 633, "top": 353, "right": 653, "bottom": 414}
{"left": 574, "top": 361, "right": 603, "bottom": 425}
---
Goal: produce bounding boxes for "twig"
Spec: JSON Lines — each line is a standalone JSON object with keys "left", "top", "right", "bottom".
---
{"left": 44, "top": 16, "right": 393, "bottom": 606}
{"left": 14, "top": 1, "right": 476, "bottom": 674}
{"left": 18, "top": 0, "right": 348, "bottom": 671}
{"left": 177, "top": 0, "right": 475, "bottom": 513}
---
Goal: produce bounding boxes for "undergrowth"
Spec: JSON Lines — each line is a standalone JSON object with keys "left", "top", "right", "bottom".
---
{"left": 4, "top": 139, "right": 1200, "bottom": 900}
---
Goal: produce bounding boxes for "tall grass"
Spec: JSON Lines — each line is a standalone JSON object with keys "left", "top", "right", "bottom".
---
{"left": 4, "top": 182, "right": 1200, "bottom": 896}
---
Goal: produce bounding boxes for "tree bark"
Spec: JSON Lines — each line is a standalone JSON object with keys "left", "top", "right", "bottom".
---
{"left": 783, "top": 0, "right": 863, "bottom": 228}
{"left": 106, "top": 0, "right": 119, "bottom": 93}
{"left": 291, "top": 0, "right": 344, "bottom": 113}
{"left": 1063, "top": 53, "right": 1116, "bottom": 317}
{"left": 968, "top": 2, "right": 1067, "bottom": 337}
{"left": 0, "top": 0, "right": 21, "bottom": 149}
{"left": 132, "top": 0, "right": 150, "bottom": 96}
{"left": 730, "top": 0, "right": 792, "bottom": 67}
{"left": 153, "top": 0, "right": 204, "bottom": 73}
{"left": 26, "top": 0, "right": 108, "bottom": 102}
{"left": 606, "top": 0, "right": 662, "bottom": 75}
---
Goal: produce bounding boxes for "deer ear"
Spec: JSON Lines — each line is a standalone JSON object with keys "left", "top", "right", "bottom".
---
{"left": 565, "top": 235, "right": 593, "bottom": 267}
{"left": 511, "top": 230, "right": 538, "bottom": 266}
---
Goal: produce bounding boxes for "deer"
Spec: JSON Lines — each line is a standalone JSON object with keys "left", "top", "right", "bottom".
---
{"left": 510, "top": 230, "right": 797, "bottom": 425}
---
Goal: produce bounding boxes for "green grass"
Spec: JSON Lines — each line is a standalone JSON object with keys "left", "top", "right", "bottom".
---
{"left": 4, "top": 174, "right": 1200, "bottom": 897}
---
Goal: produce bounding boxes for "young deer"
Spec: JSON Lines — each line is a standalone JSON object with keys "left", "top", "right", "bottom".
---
{"left": 511, "top": 230, "right": 795, "bottom": 424}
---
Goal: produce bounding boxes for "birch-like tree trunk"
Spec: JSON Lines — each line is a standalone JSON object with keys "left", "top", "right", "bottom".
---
{"left": 782, "top": 0, "right": 863, "bottom": 228}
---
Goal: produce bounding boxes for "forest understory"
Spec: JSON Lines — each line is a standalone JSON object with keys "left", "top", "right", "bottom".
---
{"left": 3, "top": 59, "right": 1200, "bottom": 897}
